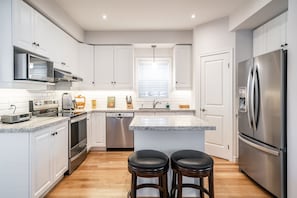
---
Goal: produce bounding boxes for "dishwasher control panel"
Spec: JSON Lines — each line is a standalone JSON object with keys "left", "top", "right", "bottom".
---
{"left": 106, "top": 112, "right": 134, "bottom": 118}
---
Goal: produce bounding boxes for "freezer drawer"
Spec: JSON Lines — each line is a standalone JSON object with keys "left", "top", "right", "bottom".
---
{"left": 239, "top": 135, "right": 286, "bottom": 198}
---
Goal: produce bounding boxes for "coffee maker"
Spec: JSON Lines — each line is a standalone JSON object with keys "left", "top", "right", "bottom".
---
{"left": 62, "top": 93, "right": 74, "bottom": 111}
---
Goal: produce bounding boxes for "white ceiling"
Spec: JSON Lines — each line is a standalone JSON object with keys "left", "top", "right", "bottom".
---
{"left": 54, "top": 0, "right": 249, "bottom": 31}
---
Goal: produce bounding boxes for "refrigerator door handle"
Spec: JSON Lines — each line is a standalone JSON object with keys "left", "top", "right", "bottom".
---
{"left": 254, "top": 65, "right": 260, "bottom": 128}
{"left": 250, "top": 65, "right": 256, "bottom": 131}
{"left": 239, "top": 135, "right": 279, "bottom": 156}
{"left": 247, "top": 66, "right": 254, "bottom": 130}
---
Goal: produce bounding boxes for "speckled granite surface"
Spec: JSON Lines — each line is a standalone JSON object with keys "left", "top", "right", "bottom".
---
{"left": 129, "top": 115, "right": 216, "bottom": 131}
{"left": 0, "top": 117, "right": 69, "bottom": 133}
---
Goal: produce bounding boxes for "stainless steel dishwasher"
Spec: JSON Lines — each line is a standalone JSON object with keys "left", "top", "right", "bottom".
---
{"left": 106, "top": 112, "right": 134, "bottom": 150}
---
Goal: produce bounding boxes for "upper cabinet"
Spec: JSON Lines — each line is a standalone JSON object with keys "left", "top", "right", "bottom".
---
{"left": 12, "top": 0, "right": 50, "bottom": 57}
{"left": 12, "top": 0, "right": 78, "bottom": 73}
{"left": 253, "top": 12, "right": 287, "bottom": 57}
{"left": 173, "top": 45, "right": 192, "bottom": 89}
{"left": 48, "top": 24, "right": 78, "bottom": 73}
{"left": 94, "top": 46, "right": 134, "bottom": 89}
{"left": 73, "top": 43, "right": 95, "bottom": 89}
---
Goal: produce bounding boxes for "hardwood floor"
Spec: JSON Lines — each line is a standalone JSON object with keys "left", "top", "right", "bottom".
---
{"left": 46, "top": 151, "right": 273, "bottom": 198}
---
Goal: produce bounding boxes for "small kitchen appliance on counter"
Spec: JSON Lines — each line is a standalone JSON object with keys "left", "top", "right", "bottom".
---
{"left": 126, "top": 96, "right": 133, "bottom": 109}
{"left": 74, "top": 95, "right": 86, "bottom": 110}
{"left": 1, "top": 112, "right": 32, "bottom": 124}
{"left": 62, "top": 93, "right": 74, "bottom": 111}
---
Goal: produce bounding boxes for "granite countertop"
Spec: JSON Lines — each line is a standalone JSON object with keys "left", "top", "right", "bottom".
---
{"left": 87, "top": 108, "right": 195, "bottom": 113}
{"left": 129, "top": 115, "right": 216, "bottom": 131}
{"left": 0, "top": 117, "right": 69, "bottom": 133}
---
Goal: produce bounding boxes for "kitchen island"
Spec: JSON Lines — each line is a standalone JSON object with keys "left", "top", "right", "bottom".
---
{"left": 129, "top": 115, "right": 215, "bottom": 197}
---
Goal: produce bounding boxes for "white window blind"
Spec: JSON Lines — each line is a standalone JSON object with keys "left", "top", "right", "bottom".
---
{"left": 137, "top": 59, "right": 170, "bottom": 98}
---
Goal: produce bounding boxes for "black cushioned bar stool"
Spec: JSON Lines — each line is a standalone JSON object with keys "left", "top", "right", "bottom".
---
{"left": 170, "top": 150, "right": 214, "bottom": 198}
{"left": 128, "top": 150, "right": 169, "bottom": 198}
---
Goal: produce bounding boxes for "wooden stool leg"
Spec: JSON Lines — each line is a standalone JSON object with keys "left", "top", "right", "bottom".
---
{"left": 159, "top": 176, "right": 164, "bottom": 198}
{"left": 177, "top": 172, "right": 183, "bottom": 198}
{"left": 162, "top": 173, "right": 168, "bottom": 198}
{"left": 130, "top": 172, "right": 137, "bottom": 198}
{"left": 209, "top": 169, "right": 214, "bottom": 198}
{"left": 199, "top": 177, "right": 204, "bottom": 198}
{"left": 171, "top": 170, "right": 177, "bottom": 198}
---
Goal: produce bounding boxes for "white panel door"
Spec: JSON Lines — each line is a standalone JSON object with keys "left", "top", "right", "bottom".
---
{"left": 200, "top": 52, "right": 232, "bottom": 160}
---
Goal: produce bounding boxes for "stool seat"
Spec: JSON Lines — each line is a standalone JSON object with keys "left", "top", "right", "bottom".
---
{"left": 128, "top": 150, "right": 169, "bottom": 198}
{"left": 128, "top": 150, "right": 168, "bottom": 169}
{"left": 171, "top": 150, "right": 214, "bottom": 198}
{"left": 171, "top": 150, "right": 213, "bottom": 170}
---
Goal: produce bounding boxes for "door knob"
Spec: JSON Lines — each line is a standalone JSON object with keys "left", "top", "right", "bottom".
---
{"left": 201, "top": 108, "right": 206, "bottom": 112}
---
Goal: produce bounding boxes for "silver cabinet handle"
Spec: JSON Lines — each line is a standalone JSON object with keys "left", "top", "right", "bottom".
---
{"left": 201, "top": 108, "right": 206, "bottom": 112}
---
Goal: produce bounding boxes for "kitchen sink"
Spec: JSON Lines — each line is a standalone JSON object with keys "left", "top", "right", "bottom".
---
{"left": 138, "top": 108, "right": 170, "bottom": 111}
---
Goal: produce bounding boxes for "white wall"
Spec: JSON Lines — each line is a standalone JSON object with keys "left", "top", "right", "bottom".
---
{"left": 85, "top": 30, "right": 193, "bottom": 44}
{"left": 25, "top": 0, "right": 84, "bottom": 42}
{"left": 193, "top": 17, "right": 235, "bottom": 112}
{"left": 287, "top": 0, "right": 297, "bottom": 196}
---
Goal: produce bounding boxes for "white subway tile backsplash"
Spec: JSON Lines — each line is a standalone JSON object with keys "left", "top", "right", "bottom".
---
{"left": 0, "top": 88, "right": 194, "bottom": 116}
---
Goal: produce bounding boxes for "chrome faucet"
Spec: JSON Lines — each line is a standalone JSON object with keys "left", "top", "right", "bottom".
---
{"left": 152, "top": 99, "right": 161, "bottom": 108}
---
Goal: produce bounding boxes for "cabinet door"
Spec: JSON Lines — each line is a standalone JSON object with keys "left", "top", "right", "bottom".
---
{"left": 174, "top": 45, "right": 192, "bottom": 89}
{"left": 31, "top": 129, "right": 52, "bottom": 198}
{"left": 74, "top": 43, "right": 95, "bottom": 89}
{"left": 253, "top": 25, "right": 266, "bottom": 57}
{"left": 114, "top": 46, "right": 134, "bottom": 89}
{"left": 52, "top": 123, "right": 68, "bottom": 182}
{"left": 87, "top": 113, "right": 92, "bottom": 151}
{"left": 91, "top": 112, "right": 106, "bottom": 147}
{"left": 12, "top": 0, "right": 34, "bottom": 51}
{"left": 34, "top": 11, "right": 50, "bottom": 57}
{"left": 94, "top": 46, "right": 114, "bottom": 89}
{"left": 266, "top": 12, "right": 287, "bottom": 53}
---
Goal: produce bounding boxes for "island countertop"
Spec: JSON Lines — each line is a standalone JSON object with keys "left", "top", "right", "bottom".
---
{"left": 129, "top": 115, "right": 215, "bottom": 131}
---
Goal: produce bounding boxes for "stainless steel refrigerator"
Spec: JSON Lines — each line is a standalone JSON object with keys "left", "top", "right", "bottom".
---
{"left": 237, "top": 49, "right": 287, "bottom": 198}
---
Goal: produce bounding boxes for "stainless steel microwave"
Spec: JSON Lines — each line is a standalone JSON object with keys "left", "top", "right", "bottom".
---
{"left": 14, "top": 53, "right": 54, "bottom": 82}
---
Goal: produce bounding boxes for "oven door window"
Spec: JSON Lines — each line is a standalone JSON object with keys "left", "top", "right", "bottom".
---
{"left": 71, "top": 118, "right": 87, "bottom": 148}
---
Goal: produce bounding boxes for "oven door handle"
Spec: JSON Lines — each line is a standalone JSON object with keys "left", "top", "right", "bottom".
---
{"left": 71, "top": 114, "right": 87, "bottom": 123}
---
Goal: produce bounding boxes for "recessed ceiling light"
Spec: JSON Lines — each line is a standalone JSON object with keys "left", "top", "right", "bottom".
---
{"left": 191, "top": 14, "right": 196, "bottom": 19}
{"left": 102, "top": 14, "right": 107, "bottom": 20}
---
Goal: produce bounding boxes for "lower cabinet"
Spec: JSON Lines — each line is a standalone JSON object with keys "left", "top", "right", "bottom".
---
{"left": 31, "top": 121, "right": 68, "bottom": 198}
{"left": 89, "top": 112, "right": 106, "bottom": 149}
{"left": 0, "top": 120, "right": 68, "bottom": 198}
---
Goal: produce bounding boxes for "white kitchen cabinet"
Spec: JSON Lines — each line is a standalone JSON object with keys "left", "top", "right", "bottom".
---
{"left": 253, "top": 12, "right": 287, "bottom": 57}
{"left": 90, "top": 112, "right": 106, "bottom": 148}
{"left": 12, "top": 0, "right": 50, "bottom": 57}
{"left": 31, "top": 121, "right": 68, "bottom": 198}
{"left": 87, "top": 112, "right": 92, "bottom": 151}
{"left": 0, "top": 120, "right": 69, "bottom": 198}
{"left": 49, "top": 24, "right": 78, "bottom": 73}
{"left": 173, "top": 45, "right": 192, "bottom": 89}
{"left": 73, "top": 43, "right": 95, "bottom": 89}
{"left": 94, "top": 46, "right": 133, "bottom": 89}
{"left": 52, "top": 124, "right": 68, "bottom": 182}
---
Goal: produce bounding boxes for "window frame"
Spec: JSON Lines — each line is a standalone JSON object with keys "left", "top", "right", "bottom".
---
{"left": 135, "top": 57, "right": 173, "bottom": 100}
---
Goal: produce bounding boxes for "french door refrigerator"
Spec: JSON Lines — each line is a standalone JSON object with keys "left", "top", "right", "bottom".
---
{"left": 237, "top": 49, "right": 287, "bottom": 198}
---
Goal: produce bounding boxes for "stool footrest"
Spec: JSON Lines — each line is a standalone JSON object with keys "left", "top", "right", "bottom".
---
{"left": 137, "top": 183, "right": 163, "bottom": 191}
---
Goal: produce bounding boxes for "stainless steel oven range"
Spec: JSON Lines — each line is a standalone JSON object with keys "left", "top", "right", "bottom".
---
{"left": 62, "top": 111, "right": 87, "bottom": 174}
